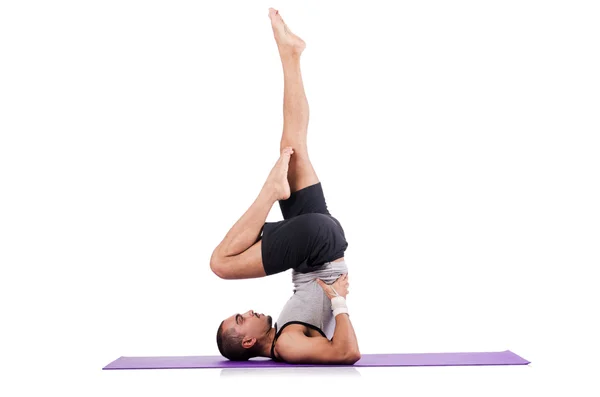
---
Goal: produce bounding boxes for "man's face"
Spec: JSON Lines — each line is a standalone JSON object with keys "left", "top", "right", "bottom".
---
{"left": 223, "top": 309, "right": 273, "bottom": 342}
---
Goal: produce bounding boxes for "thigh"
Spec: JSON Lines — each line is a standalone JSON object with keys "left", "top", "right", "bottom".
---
{"left": 216, "top": 241, "right": 267, "bottom": 280}
{"left": 285, "top": 150, "right": 320, "bottom": 193}
{"left": 278, "top": 182, "right": 331, "bottom": 220}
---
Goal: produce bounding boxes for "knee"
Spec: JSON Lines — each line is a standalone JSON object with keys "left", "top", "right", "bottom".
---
{"left": 210, "top": 251, "right": 226, "bottom": 279}
{"left": 211, "top": 252, "right": 236, "bottom": 280}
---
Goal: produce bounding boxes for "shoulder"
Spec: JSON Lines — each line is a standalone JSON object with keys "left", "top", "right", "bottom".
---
{"left": 275, "top": 325, "right": 325, "bottom": 356}
{"left": 275, "top": 324, "right": 309, "bottom": 348}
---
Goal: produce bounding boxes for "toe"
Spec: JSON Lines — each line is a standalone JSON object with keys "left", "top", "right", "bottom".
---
{"left": 269, "top": 8, "right": 280, "bottom": 19}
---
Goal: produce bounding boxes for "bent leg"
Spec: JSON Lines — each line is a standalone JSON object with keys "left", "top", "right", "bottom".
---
{"left": 210, "top": 148, "right": 293, "bottom": 279}
{"left": 211, "top": 187, "right": 273, "bottom": 280}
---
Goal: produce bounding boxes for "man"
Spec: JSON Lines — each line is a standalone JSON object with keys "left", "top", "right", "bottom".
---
{"left": 210, "top": 8, "right": 360, "bottom": 365}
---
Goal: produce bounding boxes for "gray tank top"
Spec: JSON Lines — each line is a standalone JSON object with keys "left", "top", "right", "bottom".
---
{"left": 270, "top": 260, "right": 348, "bottom": 360}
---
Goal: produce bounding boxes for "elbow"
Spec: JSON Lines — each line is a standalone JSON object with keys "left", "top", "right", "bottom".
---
{"left": 343, "top": 350, "right": 361, "bottom": 365}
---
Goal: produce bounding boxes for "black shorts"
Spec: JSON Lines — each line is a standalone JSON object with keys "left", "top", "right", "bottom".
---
{"left": 257, "top": 182, "right": 348, "bottom": 276}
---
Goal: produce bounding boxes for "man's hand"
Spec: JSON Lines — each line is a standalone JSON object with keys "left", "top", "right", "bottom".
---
{"left": 316, "top": 273, "right": 349, "bottom": 300}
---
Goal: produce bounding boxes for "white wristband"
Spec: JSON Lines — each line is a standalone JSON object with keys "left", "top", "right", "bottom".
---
{"left": 331, "top": 296, "right": 348, "bottom": 317}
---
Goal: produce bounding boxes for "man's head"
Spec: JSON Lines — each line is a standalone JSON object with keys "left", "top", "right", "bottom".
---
{"left": 216, "top": 309, "right": 273, "bottom": 361}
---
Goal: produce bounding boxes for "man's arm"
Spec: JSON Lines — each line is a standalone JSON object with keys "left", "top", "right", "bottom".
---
{"left": 277, "top": 272, "right": 360, "bottom": 365}
{"left": 276, "top": 313, "right": 361, "bottom": 365}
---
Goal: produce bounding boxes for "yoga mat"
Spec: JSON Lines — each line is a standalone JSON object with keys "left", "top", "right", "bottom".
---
{"left": 103, "top": 350, "right": 529, "bottom": 370}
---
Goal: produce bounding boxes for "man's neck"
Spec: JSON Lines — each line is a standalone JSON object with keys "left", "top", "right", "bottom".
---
{"left": 257, "top": 327, "right": 277, "bottom": 358}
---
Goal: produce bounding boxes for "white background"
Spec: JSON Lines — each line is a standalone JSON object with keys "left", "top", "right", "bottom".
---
{"left": 1, "top": 0, "right": 598, "bottom": 396}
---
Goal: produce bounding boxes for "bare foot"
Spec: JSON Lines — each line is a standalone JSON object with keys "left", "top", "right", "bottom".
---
{"left": 268, "top": 8, "right": 306, "bottom": 57}
{"left": 265, "top": 146, "right": 294, "bottom": 201}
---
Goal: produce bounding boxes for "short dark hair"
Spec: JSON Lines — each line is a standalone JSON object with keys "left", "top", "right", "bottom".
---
{"left": 216, "top": 320, "right": 255, "bottom": 361}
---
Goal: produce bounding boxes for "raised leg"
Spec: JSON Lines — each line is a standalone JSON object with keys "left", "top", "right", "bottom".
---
{"left": 210, "top": 147, "right": 294, "bottom": 279}
{"left": 269, "top": 8, "right": 319, "bottom": 193}
{"left": 271, "top": 9, "right": 344, "bottom": 265}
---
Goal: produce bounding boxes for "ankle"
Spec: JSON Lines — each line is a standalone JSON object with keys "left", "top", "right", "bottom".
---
{"left": 261, "top": 183, "right": 280, "bottom": 203}
{"left": 280, "top": 51, "right": 301, "bottom": 65}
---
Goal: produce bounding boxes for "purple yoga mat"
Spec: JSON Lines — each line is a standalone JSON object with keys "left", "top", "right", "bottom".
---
{"left": 103, "top": 350, "right": 529, "bottom": 370}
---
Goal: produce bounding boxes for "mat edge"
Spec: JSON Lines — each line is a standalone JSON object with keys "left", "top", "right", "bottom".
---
{"left": 102, "top": 350, "right": 531, "bottom": 369}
